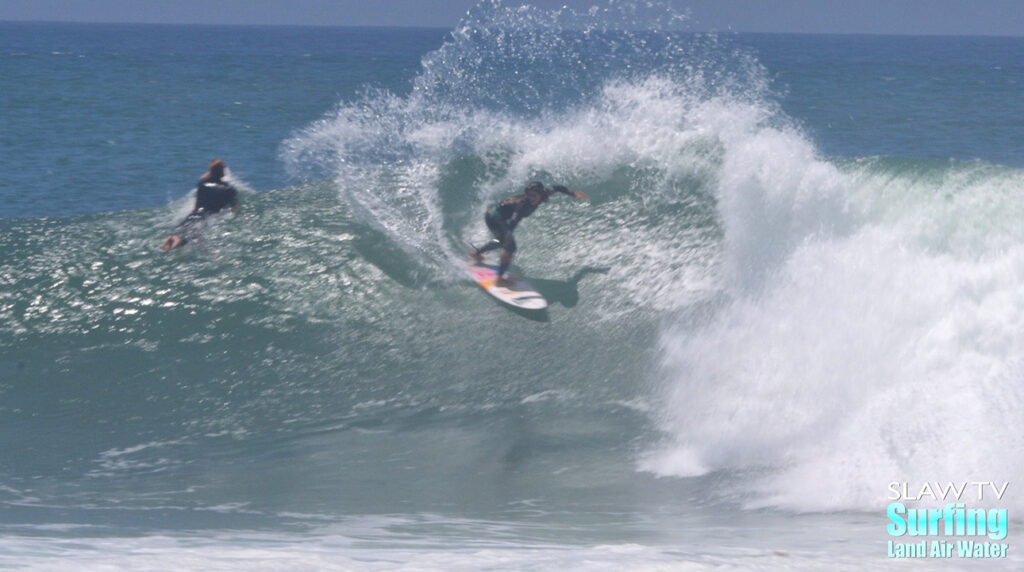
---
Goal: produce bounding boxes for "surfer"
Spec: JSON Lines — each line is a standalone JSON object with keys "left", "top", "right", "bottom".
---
{"left": 470, "top": 181, "right": 588, "bottom": 285}
{"left": 161, "top": 159, "right": 239, "bottom": 251}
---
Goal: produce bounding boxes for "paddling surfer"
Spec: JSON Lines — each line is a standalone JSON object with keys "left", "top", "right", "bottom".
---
{"left": 161, "top": 159, "right": 238, "bottom": 251}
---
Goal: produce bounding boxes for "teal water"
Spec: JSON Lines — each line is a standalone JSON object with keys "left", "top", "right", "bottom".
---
{"left": 2, "top": 1, "right": 1023, "bottom": 569}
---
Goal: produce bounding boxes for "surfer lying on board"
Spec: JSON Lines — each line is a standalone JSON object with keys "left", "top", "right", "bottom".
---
{"left": 161, "top": 159, "right": 239, "bottom": 251}
{"left": 470, "top": 181, "right": 588, "bottom": 285}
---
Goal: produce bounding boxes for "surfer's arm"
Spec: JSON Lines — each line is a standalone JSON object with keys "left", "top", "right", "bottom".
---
{"left": 552, "top": 185, "right": 589, "bottom": 201}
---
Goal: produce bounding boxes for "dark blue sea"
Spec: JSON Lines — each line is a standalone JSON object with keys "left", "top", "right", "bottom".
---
{"left": 2, "top": 2, "right": 1022, "bottom": 569}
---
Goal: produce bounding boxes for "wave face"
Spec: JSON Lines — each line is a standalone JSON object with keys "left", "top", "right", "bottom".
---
{"left": 3, "top": 1, "right": 1024, "bottom": 567}
{"left": 278, "top": 1, "right": 1024, "bottom": 517}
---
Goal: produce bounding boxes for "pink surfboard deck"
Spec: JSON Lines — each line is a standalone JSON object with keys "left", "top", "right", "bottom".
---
{"left": 468, "top": 262, "right": 548, "bottom": 310}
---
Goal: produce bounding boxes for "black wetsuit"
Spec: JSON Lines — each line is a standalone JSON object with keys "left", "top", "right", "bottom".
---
{"left": 194, "top": 176, "right": 238, "bottom": 214}
{"left": 475, "top": 185, "right": 573, "bottom": 276}
{"left": 176, "top": 176, "right": 238, "bottom": 243}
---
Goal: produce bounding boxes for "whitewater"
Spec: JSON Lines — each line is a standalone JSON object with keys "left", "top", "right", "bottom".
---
{"left": 1, "top": 1, "right": 1023, "bottom": 569}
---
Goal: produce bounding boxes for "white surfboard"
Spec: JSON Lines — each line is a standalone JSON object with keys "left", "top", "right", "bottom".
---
{"left": 468, "top": 262, "right": 548, "bottom": 311}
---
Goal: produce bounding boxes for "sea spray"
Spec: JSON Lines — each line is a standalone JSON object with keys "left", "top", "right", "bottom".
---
{"left": 643, "top": 145, "right": 1024, "bottom": 513}
{"left": 281, "top": 0, "right": 770, "bottom": 287}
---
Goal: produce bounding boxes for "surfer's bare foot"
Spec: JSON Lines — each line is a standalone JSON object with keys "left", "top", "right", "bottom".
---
{"left": 162, "top": 235, "right": 183, "bottom": 251}
{"left": 495, "top": 276, "right": 509, "bottom": 287}
{"left": 469, "top": 251, "right": 483, "bottom": 263}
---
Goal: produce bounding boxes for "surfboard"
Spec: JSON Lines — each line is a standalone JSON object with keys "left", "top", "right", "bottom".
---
{"left": 468, "top": 262, "right": 548, "bottom": 311}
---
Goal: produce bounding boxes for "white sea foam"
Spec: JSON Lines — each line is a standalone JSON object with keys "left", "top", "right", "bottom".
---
{"left": 643, "top": 127, "right": 1024, "bottom": 513}
{"left": 0, "top": 519, "right": 977, "bottom": 572}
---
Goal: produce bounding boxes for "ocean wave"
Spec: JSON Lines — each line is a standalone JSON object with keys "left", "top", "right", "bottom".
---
{"left": 643, "top": 149, "right": 1024, "bottom": 513}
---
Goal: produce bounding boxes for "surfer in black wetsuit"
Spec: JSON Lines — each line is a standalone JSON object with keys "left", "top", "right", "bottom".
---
{"left": 470, "top": 181, "right": 589, "bottom": 285}
{"left": 161, "top": 159, "right": 239, "bottom": 251}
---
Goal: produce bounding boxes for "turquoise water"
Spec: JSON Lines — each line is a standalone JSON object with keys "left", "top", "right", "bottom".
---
{"left": 2, "top": 2, "right": 1023, "bottom": 569}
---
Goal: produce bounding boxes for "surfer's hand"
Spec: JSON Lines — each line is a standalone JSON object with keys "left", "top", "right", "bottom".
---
{"left": 573, "top": 191, "right": 590, "bottom": 201}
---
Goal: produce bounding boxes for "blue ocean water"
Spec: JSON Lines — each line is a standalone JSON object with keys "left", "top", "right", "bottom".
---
{"left": 2, "top": 2, "right": 1023, "bottom": 570}
{"left": 0, "top": 22, "right": 444, "bottom": 218}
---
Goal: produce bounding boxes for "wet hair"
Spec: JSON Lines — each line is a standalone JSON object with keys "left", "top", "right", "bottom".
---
{"left": 207, "top": 159, "right": 226, "bottom": 179}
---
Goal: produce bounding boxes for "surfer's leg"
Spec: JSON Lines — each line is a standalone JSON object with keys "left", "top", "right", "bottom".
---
{"left": 163, "top": 212, "right": 205, "bottom": 251}
{"left": 496, "top": 235, "right": 516, "bottom": 283}
{"left": 474, "top": 214, "right": 509, "bottom": 260}
{"left": 497, "top": 249, "right": 513, "bottom": 283}
{"left": 475, "top": 239, "right": 503, "bottom": 255}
